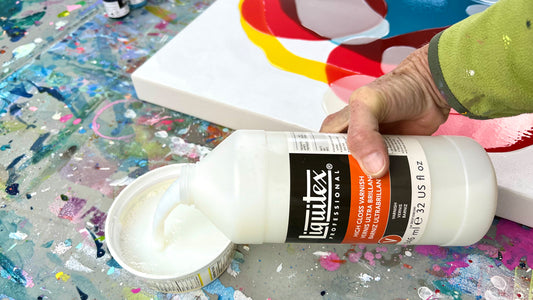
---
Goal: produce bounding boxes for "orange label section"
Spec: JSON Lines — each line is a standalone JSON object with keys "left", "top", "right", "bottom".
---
{"left": 342, "top": 155, "right": 391, "bottom": 243}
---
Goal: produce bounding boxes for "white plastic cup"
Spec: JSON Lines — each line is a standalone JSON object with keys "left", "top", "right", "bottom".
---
{"left": 106, "top": 164, "right": 235, "bottom": 293}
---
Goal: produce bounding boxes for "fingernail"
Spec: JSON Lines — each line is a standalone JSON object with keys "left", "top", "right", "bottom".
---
{"left": 362, "top": 152, "right": 385, "bottom": 177}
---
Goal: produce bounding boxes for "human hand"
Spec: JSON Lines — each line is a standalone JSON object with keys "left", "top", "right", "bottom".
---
{"left": 320, "top": 44, "right": 451, "bottom": 178}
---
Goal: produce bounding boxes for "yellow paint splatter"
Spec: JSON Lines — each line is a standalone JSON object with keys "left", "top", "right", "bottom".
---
{"left": 145, "top": 6, "right": 177, "bottom": 24}
{"left": 58, "top": 11, "right": 70, "bottom": 18}
{"left": 502, "top": 34, "right": 512, "bottom": 49}
{"left": 55, "top": 271, "right": 70, "bottom": 282}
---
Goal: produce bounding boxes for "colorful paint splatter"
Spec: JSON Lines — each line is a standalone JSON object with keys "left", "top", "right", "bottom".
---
{"left": 1, "top": 0, "right": 532, "bottom": 299}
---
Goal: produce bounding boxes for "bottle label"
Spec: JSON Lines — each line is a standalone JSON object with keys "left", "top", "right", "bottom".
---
{"left": 285, "top": 132, "right": 431, "bottom": 245}
{"left": 103, "top": 0, "right": 130, "bottom": 18}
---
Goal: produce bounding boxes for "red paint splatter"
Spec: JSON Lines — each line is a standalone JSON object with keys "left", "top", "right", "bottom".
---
{"left": 403, "top": 263, "right": 413, "bottom": 269}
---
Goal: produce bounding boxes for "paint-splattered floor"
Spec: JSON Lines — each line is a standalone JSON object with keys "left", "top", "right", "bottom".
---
{"left": 1, "top": 1, "right": 532, "bottom": 299}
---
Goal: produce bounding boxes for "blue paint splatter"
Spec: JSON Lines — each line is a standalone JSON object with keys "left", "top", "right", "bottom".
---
{"left": 433, "top": 280, "right": 462, "bottom": 300}
{"left": 0, "top": 11, "right": 46, "bottom": 42}
{"left": 106, "top": 267, "right": 115, "bottom": 275}
{"left": 8, "top": 103, "right": 22, "bottom": 116}
{"left": 41, "top": 240, "right": 54, "bottom": 248}
{"left": 203, "top": 279, "right": 236, "bottom": 300}
{"left": 76, "top": 287, "right": 89, "bottom": 300}
{"left": 9, "top": 83, "right": 32, "bottom": 98}
{"left": 0, "top": 253, "right": 27, "bottom": 286}
{"left": 29, "top": 133, "right": 50, "bottom": 152}
{"left": 106, "top": 258, "right": 122, "bottom": 269}
{"left": 28, "top": 81, "right": 65, "bottom": 102}
{"left": 230, "top": 260, "right": 241, "bottom": 274}
{"left": 6, "top": 154, "right": 24, "bottom": 171}
{"left": 86, "top": 227, "right": 105, "bottom": 258}
{"left": 5, "top": 184, "right": 19, "bottom": 196}
{"left": 0, "top": 143, "right": 11, "bottom": 151}
{"left": 128, "top": 165, "right": 149, "bottom": 179}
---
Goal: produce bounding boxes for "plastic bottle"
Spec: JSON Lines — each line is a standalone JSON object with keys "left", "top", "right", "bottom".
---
{"left": 130, "top": 0, "right": 147, "bottom": 9}
{"left": 103, "top": 0, "right": 130, "bottom": 19}
{"left": 177, "top": 130, "right": 497, "bottom": 246}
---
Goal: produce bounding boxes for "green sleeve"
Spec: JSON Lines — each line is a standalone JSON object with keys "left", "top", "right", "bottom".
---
{"left": 428, "top": 0, "right": 533, "bottom": 119}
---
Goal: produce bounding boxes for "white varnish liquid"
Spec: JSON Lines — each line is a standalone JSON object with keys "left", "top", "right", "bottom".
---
{"left": 118, "top": 180, "right": 229, "bottom": 276}
{"left": 151, "top": 179, "right": 182, "bottom": 250}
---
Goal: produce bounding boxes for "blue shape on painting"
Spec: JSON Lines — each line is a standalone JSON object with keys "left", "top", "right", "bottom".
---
{"left": 385, "top": 0, "right": 482, "bottom": 37}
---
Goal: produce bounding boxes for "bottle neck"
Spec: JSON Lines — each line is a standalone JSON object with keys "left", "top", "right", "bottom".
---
{"left": 178, "top": 163, "right": 196, "bottom": 205}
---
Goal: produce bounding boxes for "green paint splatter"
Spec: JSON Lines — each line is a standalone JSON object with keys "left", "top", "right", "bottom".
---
{"left": 60, "top": 194, "right": 69, "bottom": 201}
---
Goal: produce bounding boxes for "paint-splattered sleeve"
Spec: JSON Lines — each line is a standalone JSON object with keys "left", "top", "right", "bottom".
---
{"left": 428, "top": 0, "right": 533, "bottom": 119}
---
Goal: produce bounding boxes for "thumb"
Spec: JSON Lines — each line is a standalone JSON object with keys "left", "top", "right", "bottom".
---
{"left": 346, "top": 87, "right": 389, "bottom": 178}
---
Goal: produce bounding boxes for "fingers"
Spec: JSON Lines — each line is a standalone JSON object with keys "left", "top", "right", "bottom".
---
{"left": 320, "top": 105, "right": 349, "bottom": 133}
{"left": 346, "top": 87, "right": 389, "bottom": 178}
{"left": 320, "top": 87, "right": 390, "bottom": 178}
{"left": 320, "top": 44, "right": 449, "bottom": 178}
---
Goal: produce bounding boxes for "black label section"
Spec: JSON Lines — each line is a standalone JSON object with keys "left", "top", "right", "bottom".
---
{"left": 286, "top": 153, "right": 351, "bottom": 243}
{"left": 383, "top": 156, "right": 412, "bottom": 238}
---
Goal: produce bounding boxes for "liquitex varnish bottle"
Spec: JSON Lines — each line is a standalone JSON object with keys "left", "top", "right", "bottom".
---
{"left": 178, "top": 130, "right": 497, "bottom": 246}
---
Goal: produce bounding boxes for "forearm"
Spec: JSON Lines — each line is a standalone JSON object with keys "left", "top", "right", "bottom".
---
{"left": 428, "top": 0, "right": 533, "bottom": 119}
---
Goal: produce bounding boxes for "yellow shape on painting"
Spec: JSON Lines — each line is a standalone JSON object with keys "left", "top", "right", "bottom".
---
{"left": 238, "top": 0, "right": 329, "bottom": 84}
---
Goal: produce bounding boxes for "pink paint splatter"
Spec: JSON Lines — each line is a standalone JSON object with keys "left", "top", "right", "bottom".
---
{"left": 22, "top": 270, "right": 34, "bottom": 288}
{"left": 136, "top": 114, "right": 171, "bottom": 126}
{"left": 58, "top": 197, "right": 87, "bottom": 221}
{"left": 67, "top": 4, "right": 82, "bottom": 12}
{"left": 28, "top": 106, "right": 38, "bottom": 111}
{"left": 155, "top": 20, "right": 169, "bottom": 30}
{"left": 319, "top": 252, "right": 346, "bottom": 271}
{"left": 443, "top": 259, "right": 470, "bottom": 276}
{"left": 477, "top": 243, "right": 499, "bottom": 258}
{"left": 92, "top": 100, "right": 135, "bottom": 140}
{"left": 73, "top": 118, "right": 82, "bottom": 125}
{"left": 414, "top": 245, "right": 448, "bottom": 259}
{"left": 495, "top": 219, "right": 533, "bottom": 270}
{"left": 375, "top": 246, "right": 388, "bottom": 253}
{"left": 59, "top": 114, "right": 73, "bottom": 123}
{"left": 347, "top": 251, "right": 363, "bottom": 263}
{"left": 131, "top": 288, "right": 141, "bottom": 294}
{"left": 364, "top": 251, "right": 377, "bottom": 266}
